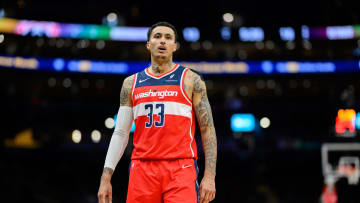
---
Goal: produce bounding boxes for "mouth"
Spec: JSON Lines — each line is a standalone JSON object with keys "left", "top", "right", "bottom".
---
{"left": 158, "top": 46, "right": 166, "bottom": 53}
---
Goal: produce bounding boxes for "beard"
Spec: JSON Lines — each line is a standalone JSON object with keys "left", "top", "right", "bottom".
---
{"left": 154, "top": 53, "right": 167, "bottom": 60}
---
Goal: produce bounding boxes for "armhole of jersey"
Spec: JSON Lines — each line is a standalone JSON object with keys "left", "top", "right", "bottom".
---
{"left": 131, "top": 73, "right": 137, "bottom": 105}
{"left": 180, "top": 68, "right": 192, "bottom": 105}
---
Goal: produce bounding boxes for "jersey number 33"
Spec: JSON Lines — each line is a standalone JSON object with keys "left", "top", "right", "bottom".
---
{"left": 144, "top": 103, "right": 165, "bottom": 128}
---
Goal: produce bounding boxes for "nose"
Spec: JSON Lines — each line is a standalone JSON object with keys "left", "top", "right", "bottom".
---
{"left": 160, "top": 37, "right": 166, "bottom": 44}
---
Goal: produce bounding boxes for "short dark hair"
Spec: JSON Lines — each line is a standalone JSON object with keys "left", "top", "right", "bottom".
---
{"left": 147, "top": 22, "right": 178, "bottom": 43}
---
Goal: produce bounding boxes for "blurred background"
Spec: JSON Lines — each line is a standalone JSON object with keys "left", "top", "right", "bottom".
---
{"left": 1, "top": 0, "right": 360, "bottom": 202}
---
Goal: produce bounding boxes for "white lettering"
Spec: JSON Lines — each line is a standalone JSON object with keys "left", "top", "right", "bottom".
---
{"left": 135, "top": 89, "right": 178, "bottom": 100}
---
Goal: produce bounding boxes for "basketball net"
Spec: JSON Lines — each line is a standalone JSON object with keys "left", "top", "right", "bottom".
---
{"left": 321, "top": 184, "right": 338, "bottom": 203}
{"left": 321, "top": 164, "right": 359, "bottom": 203}
{"left": 337, "top": 164, "right": 360, "bottom": 185}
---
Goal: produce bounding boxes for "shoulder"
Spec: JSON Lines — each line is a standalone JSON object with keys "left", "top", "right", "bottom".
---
{"left": 183, "top": 67, "right": 204, "bottom": 83}
{"left": 122, "top": 74, "right": 135, "bottom": 88}
{"left": 187, "top": 68, "right": 205, "bottom": 87}
{"left": 120, "top": 74, "right": 135, "bottom": 106}
{"left": 125, "top": 74, "right": 135, "bottom": 82}
{"left": 182, "top": 67, "right": 206, "bottom": 95}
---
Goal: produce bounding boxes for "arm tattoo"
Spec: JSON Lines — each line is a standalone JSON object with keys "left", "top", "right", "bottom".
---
{"left": 183, "top": 70, "right": 193, "bottom": 99}
{"left": 101, "top": 167, "right": 114, "bottom": 181}
{"left": 193, "top": 74, "right": 217, "bottom": 177}
{"left": 120, "top": 75, "right": 134, "bottom": 106}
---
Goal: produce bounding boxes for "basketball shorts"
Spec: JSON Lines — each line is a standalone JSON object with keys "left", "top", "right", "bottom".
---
{"left": 126, "top": 158, "right": 199, "bottom": 203}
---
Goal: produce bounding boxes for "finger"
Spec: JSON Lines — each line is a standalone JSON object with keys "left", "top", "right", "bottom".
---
{"left": 199, "top": 195, "right": 203, "bottom": 203}
{"left": 108, "top": 193, "right": 112, "bottom": 203}
{"left": 199, "top": 191, "right": 205, "bottom": 203}
{"left": 98, "top": 194, "right": 105, "bottom": 203}
{"left": 204, "top": 190, "right": 211, "bottom": 202}
{"left": 209, "top": 191, "right": 215, "bottom": 201}
{"left": 202, "top": 189, "right": 210, "bottom": 203}
{"left": 199, "top": 186, "right": 205, "bottom": 201}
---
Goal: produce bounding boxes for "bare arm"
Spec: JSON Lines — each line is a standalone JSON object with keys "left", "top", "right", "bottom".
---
{"left": 186, "top": 69, "right": 216, "bottom": 203}
{"left": 192, "top": 72, "right": 217, "bottom": 178}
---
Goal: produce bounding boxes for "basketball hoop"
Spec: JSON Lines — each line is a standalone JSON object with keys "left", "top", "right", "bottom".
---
{"left": 337, "top": 164, "right": 360, "bottom": 185}
{"left": 336, "top": 156, "right": 360, "bottom": 185}
{"left": 321, "top": 143, "right": 360, "bottom": 203}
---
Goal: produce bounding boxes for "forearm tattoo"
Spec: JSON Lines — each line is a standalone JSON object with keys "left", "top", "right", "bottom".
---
{"left": 120, "top": 75, "right": 134, "bottom": 106}
{"left": 101, "top": 167, "right": 114, "bottom": 180}
{"left": 193, "top": 73, "right": 217, "bottom": 177}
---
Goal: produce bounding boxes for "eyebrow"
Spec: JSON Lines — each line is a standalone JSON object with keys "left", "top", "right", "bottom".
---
{"left": 153, "top": 32, "right": 173, "bottom": 37}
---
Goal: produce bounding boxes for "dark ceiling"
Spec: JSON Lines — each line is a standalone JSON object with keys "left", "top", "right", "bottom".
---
{"left": 3, "top": 0, "right": 360, "bottom": 27}
{"left": 2, "top": 0, "right": 360, "bottom": 61}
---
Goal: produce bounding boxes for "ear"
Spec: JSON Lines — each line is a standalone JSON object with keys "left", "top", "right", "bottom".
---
{"left": 146, "top": 41, "right": 150, "bottom": 50}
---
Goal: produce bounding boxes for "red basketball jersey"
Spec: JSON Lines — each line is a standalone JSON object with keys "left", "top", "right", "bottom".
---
{"left": 130, "top": 64, "right": 197, "bottom": 160}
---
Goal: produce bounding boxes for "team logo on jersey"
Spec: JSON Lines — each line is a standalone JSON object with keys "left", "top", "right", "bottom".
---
{"left": 134, "top": 89, "right": 178, "bottom": 100}
{"left": 139, "top": 78, "right": 150, "bottom": 83}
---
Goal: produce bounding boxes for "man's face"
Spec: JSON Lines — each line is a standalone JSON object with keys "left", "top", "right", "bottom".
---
{"left": 146, "top": 26, "right": 177, "bottom": 59}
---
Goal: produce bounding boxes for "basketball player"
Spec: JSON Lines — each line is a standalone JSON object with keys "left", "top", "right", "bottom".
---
{"left": 98, "top": 22, "right": 217, "bottom": 203}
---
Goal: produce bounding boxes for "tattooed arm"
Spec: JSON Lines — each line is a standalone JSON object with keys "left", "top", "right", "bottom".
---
{"left": 98, "top": 75, "right": 134, "bottom": 203}
{"left": 119, "top": 75, "right": 134, "bottom": 107}
{"left": 188, "top": 70, "right": 217, "bottom": 203}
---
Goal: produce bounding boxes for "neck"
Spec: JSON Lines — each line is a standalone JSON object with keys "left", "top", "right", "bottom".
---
{"left": 149, "top": 56, "right": 174, "bottom": 75}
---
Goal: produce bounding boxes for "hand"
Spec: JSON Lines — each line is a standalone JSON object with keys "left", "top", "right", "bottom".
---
{"left": 98, "top": 180, "right": 112, "bottom": 203}
{"left": 199, "top": 175, "right": 216, "bottom": 203}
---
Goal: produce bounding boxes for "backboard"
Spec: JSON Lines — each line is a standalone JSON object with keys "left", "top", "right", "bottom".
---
{"left": 321, "top": 143, "right": 360, "bottom": 186}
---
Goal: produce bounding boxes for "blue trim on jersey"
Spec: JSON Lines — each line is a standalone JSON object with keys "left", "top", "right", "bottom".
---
{"left": 134, "top": 66, "right": 186, "bottom": 88}
{"left": 194, "top": 159, "right": 199, "bottom": 203}
{"left": 128, "top": 161, "right": 132, "bottom": 176}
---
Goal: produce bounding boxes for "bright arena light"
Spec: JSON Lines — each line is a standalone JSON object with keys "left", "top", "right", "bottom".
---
{"left": 220, "top": 27, "right": 231, "bottom": 41}
{"left": 231, "top": 114, "right": 255, "bottom": 132}
{"left": 0, "top": 9, "right": 4, "bottom": 18}
{"left": 91, "top": 130, "right": 101, "bottom": 143}
{"left": 72, "top": 129, "right": 82, "bottom": 143}
{"left": 107, "top": 13, "right": 118, "bottom": 22}
{"left": 260, "top": 117, "right": 271, "bottom": 128}
{"left": 182, "top": 27, "right": 200, "bottom": 42}
{"left": 105, "top": 117, "right": 115, "bottom": 129}
{"left": 0, "top": 34, "right": 4, "bottom": 44}
{"left": 223, "top": 13, "right": 234, "bottom": 23}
